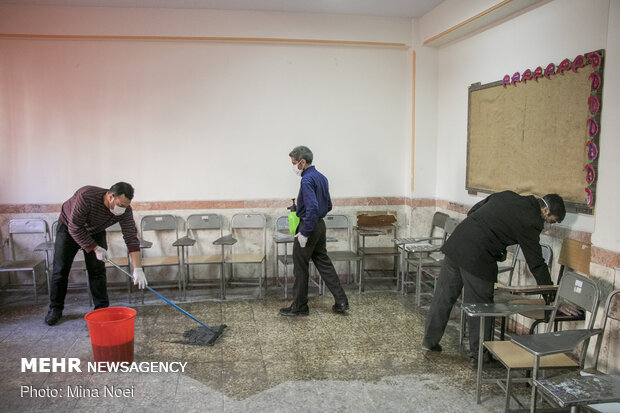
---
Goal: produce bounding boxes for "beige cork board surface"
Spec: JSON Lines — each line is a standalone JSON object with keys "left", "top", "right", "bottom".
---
{"left": 466, "top": 51, "right": 604, "bottom": 214}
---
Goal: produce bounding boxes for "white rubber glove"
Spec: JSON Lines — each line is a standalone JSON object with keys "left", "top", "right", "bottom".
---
{"left": 132, "top": 268, "right": 147, "bottom": 289}
{"left": 94, "top": 246, "right": 109, "bottom": 261}
{"left": 295, "top": 233, "right": 308, "bottom": 248}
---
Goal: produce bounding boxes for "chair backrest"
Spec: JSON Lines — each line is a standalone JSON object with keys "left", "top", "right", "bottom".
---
{"left": 324, "top": 214, "right": 349, "bottom": 230}
{"left": 558, "top": 238, "right": 591, "bottom": 276}
{"left": 141, "top": 215, "right": 178, "bottom": 234}
{"left": 105, "top": 222, "right": 128, "bottom": 258}
{"left": 6, "top": 219, "right": 50, "bottom": 260}
{"left": 8, "top": 219, "right": 49, "bottom": 237}
{"left": 429, "top": 211, "right": 449, "bottom": 238}
{"left": 275, "top": 216, "right": 289, "bottom": 232}
{"left": 231, "top": 213, "right": 266, "bottom": 229}
{"left": 51, "top": 220, "right": 59, "bottom": 240}
{"left": 231, "top": 213, "right": 266, "bottom": 254}
{"left": 508, "top": 243, "right": 554, "bottom": 285}
{"left": 184, "top": 214, "right": 223, "bottom": 255}
{"left": 540, "top": 244, "right": 553, "bottom": 268}
{"left": 324, "top": 214, "right": 353, "bottom": 250}
{"left": 187, "top": 214, "right": 222, "bottom": 231}
{"left": 140, "top": 215, "right": 179, "bottom": 255}
{"left": 591, "top": 289, "right": 620, "bottom": 371}
{"left": 550, "top": 271, "right": 600, "bottom": 331}
{"left": 443, "top": 217, "right": 459, "bottom": 239}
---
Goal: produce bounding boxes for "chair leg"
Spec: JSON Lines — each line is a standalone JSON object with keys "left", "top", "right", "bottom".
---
{"left": 32, "top": 269, "right": 38, "bottom": 304}
{"left": 505, "top": 368, "right": 513, "bottom": 412}
{"left": 44, "top": 255, "right": 51, "bottom": 298}
{"left": 258, "top": 261, "right": 263, "bottom": 299}
{"left": 459, "top": 307, "right": 466, "bottom": 346}
{"left": 284, "top": 263, "right": 288, "bottom": 300}
{"left": 347, "top": 261, "right": 351, "bottom": 284}
{"left": 476, "top": 317, "right": 486, "bottom": 404}
{"left": 359, "top": 256, "right": 364, "bottom": 295}
{"left": 530, "top": 357, "right": 541, "bottom": 413}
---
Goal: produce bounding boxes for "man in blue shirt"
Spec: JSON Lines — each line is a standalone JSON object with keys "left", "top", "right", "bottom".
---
{"left": 280, "top": 146, "right": 349, "bottom": 316}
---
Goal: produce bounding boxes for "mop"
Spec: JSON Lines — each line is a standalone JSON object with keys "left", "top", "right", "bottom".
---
{"left": 105, "top": 259, "right": 226, "bottom": 346}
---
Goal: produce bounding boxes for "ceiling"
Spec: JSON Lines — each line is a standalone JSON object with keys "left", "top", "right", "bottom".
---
{"left": 0, "top": 0, "right": 445, "bottom": 18}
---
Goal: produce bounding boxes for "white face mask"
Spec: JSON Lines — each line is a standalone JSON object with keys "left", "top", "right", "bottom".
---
{"left": 109, "top": 196, "right": 127, "bottom": 216}
{"left": 111, "top": 204, "right": 126, "bottom": 216}
{"left": 292, "top": 163, "right": 303, "bottom": 177}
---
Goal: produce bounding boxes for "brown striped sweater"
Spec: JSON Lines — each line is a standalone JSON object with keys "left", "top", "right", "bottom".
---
{"left": 59, "top": 186, "right": 140, "bottom": 253}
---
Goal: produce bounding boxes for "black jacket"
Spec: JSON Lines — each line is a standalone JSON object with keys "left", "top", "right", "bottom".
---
{"left": 441, "top": 191, "right": 552, "bottom": 285}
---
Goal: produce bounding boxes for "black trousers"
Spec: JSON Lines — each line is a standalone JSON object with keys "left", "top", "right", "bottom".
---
{"left": 422, "top": 254, "right": 494, "bottom": 356}
{"left": 292, "top": 219, "right": 348, "bottom": 309}
{"left": 49, "top": 220, "right": 109, "bottom": 311}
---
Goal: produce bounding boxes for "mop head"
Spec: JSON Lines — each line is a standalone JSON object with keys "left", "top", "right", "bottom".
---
{"left": 178, "top": 325, "right": 227, "bottom": 346}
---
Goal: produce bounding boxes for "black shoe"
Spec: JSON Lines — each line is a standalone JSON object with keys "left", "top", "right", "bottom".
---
{"left": 332, "top": 299, "right": 349, "bottom": 314}
{"left": 422, "top": 343, "right": 443, "bottom": 352}
{"left": 279, "top": 305, "right": 309, "bottom": 317}
{"left": 45, "top": 308, "right": 63, "bottom": 326}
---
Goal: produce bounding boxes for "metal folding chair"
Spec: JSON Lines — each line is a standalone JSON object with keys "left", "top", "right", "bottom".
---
{"left": 140, "top": 214, "right": 182, "bottom": 295}
{"left": 481, "top": 271, "right": 601, "bottom": 412}
{"left": 227, "top": 213, "right": 266, "bottom": 297}
{"left": 0, "top": 219, "right": 50, "bottom": 303}
{"left": 181, "top": 214, "right": 224, "bottom": 298}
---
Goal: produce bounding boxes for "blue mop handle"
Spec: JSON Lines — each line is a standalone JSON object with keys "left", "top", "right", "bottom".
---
{"left": 105, "top": 259, "right": 215, "bottom": 332}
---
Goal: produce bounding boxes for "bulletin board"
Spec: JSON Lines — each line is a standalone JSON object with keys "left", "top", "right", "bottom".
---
{"left": 466, "top": 50, "right": 604, "bottom": 214}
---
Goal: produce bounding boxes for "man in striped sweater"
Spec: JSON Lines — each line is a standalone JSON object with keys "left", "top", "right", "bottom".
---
{"left": 45, "top": 182, "right": 147, "bottom": 326}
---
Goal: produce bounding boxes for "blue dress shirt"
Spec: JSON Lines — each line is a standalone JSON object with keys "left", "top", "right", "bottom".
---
{"left": 296, "top": 165, "right": 333, "bottom": 236}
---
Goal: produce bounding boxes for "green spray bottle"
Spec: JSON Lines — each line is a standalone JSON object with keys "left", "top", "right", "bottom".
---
{"left": 287, "top": 198, "right": 300, "bottom": 234}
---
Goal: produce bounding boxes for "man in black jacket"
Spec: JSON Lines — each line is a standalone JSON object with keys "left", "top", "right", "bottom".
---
{"left": 421, "top": 191, "right": 565, "bottom": 367}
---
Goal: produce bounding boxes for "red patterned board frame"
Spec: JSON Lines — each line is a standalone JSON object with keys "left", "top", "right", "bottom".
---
{"left": 494, "top": 50, "right": 604, "bottom": 212}
{"left": 585, "top": 50, "right": 604, "bottom": 208}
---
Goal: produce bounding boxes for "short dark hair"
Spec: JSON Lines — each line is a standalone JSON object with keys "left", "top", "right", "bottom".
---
{"left": 543, "top": 193, "right": 566, "bottom": 223}
{"left": 289, "top": 146, "right": 313, "bottom": 165}
{"left": 109, "top": 182, "right": 134, "bottom": 200}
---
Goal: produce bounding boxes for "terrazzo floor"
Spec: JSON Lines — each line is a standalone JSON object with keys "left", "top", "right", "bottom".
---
{"left": 1, "top": 282, "right": 549, "bottom": 412}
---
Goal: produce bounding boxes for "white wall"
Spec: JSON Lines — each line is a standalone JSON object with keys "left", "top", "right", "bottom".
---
{"left": 409, "top": 20, "right": 438, "bottom": 198}
{"left": 418, "top": 0, "right": 619, "bottom": 252}
{"left": 592, "top": 0, "right": 620, "bottom": 250}
{"left": 0, "top": 5, "right": 412, "bottom": 204}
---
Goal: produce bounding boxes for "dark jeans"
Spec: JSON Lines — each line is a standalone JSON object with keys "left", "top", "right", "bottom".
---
{"left": 49, "top": 220, "right": 109, "bottom": 311}
{"left": 292, "top": 219, "right": 348, "bottom": 309}
{"left": 422, "top": 255, "right": 494, "bottom": 356}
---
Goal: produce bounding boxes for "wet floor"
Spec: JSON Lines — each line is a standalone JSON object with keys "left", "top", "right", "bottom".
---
{"left": 1, "top": 283, "right": 537, "bottom": 412}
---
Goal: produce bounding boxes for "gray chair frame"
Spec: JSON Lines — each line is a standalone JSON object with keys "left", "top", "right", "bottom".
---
{"left": 403, "top": 216, "right": 459, "bottom": 300}
{"left": 324, "top": 214, "right": 362, "bottom": 285}
{"left": 182, "top": 213, "right": 224, "bottom": 295}
{"left": 140, "top": 214, "right": 182, "bottom": 294}
{"left": 533, "top": 289, "right": 620, "bottom": 412}
{"left": 0, "top": 219, "right": 50, "bottom": 304}
{"left": 227, "top": 213, "right": 267, "bottom": 298}
{"left": 482, "top": 271, "right": 601, "bottom": 412}
{"left": 274, "top": 215, "right": 295, "bottom": 299}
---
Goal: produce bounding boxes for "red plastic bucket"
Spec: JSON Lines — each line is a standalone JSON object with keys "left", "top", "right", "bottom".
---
{"left": 85, "top": 307, "right": 136, "bottom": 363}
